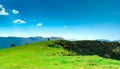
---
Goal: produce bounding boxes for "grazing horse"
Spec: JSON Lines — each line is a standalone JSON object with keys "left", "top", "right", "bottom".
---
{"left": 63, "top": 45, "right": 70, "bottom": 52}
{"left": 11, "top": 44, "right": 16, "bottom": 48}
{"left": 48, "top": 38, "right": 50, "bottom": 41}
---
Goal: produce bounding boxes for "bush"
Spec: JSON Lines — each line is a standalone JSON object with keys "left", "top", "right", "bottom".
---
{"left": 56, "top": 40, "right": 120, "bottom": 60}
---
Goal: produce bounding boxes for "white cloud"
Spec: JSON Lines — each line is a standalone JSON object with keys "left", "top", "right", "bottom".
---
{"left": 0, "top": 5, "right": 9, "bottom": 15}
{"left": 12, "top": 9, "right": 19, "bottom": 14}
{"left": 37, "top": 23, "right": 43, "bottom": 26}
{"left": 64, "top": 25, "right": 68, "bottom": 28}
{"left": 13, "top": 19, "right": 26, "bottom": 24}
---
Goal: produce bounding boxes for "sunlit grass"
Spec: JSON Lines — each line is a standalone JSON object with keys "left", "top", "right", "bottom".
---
{"left": 0, "top": 41, "right": 120, "bottom": 69}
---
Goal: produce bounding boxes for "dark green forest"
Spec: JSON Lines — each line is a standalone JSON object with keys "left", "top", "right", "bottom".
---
{"left": 55, "top": 40, "right": 120, "bottom": 60}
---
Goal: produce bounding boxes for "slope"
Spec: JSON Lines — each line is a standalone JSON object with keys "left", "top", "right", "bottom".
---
{"left": 0, "top": 40, "right": 120, "bottom": 69}
{"left": 0, "top": 37, "right": 64, "bottom": 48}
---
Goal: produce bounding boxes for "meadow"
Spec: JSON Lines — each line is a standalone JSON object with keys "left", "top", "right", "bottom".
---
{"left": 0, "top": 41, "right": 120, "bottom": 69}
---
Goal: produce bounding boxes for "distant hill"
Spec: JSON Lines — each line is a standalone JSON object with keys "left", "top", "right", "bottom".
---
{"left": 96, "top": 39, "right": 111, "bottom": 42}
{"left": 96, "top": 39, "right": 120, "bottom": 42}
{"left": 0, "top": 36, "right": 64, "bottom": 48}
{"left": 113, "top": 40, "right": 120, "bottom": 42}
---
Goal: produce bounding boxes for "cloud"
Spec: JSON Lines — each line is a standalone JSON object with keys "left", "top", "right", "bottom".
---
{"left": 37, "top": 23, "right": 43, "bottom": 26}
{"left": 0, "top": 5, "right": 9, "bottom": 15}
{"left": 13, "top": 19, "right": 26, "bottom": 24}
{"left": 64, "top": 25, "right": 68, "bottom": 28}
{"left": 12, "top": 9, "right": 19, "bottom": 14}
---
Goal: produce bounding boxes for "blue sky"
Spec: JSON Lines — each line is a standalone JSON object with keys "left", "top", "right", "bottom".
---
{"left": 0, "top": 0, "right": 120, "bottom": 40}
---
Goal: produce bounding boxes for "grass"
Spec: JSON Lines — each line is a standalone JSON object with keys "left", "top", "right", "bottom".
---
{"left": 0, "top": 40, "right": 120, "bottom": 69}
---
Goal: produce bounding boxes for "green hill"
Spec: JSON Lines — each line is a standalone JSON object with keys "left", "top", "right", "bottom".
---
{"left": 0, "top": 40, "right": 120, "bottom": 69}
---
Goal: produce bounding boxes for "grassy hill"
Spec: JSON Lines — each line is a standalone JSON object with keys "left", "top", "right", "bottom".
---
{"left": 0, "top": 40, "right": 120, "bottom": 69}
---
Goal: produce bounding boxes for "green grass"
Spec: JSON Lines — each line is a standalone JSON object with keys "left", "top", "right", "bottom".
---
{"left": 0, "top": 40, "right": 120, "bottom": 69}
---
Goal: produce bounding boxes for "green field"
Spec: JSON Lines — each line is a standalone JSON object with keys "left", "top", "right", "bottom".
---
{"left": 0, "top": 41, "right": 120, "bottom": 69}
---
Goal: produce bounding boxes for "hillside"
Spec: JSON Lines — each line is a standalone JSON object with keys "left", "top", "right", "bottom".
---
{"left": 0, "top": 40, "right": 120, "bottom": 69}
{"left": 57, "top": 40, "right": 120, "bottom": 60}
{"left": 0, "top": 37, "right": 63, "bottom": 48}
